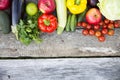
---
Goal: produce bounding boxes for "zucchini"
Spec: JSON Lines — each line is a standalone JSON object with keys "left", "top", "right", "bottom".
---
{"left": 55, "top": 0, "right": 67, "bottom": 34}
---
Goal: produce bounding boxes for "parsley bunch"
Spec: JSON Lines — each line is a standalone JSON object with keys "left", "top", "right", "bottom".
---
{"left": 17, "top": 12, "right": 42, "bottom": 45}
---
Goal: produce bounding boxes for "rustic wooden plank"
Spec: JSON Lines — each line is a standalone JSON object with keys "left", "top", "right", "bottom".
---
{"left": 0, "top": 0, "right": 120, "bottom": 58}
{"left": 0, "top": 29, "right": 120, "bottom": 58}
{"left": 0, "top": 58, "right": 120, "bottom": 80}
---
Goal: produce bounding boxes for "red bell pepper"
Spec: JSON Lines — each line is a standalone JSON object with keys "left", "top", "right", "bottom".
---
{"left": 38, "top": 14, "right": 58, "bottom": 33}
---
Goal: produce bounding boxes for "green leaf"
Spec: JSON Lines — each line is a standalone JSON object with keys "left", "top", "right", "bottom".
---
{"left": 17, "top": 11, "right": 42, "bottom": 45}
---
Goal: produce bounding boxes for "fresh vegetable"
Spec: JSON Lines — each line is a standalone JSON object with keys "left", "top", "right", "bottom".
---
{"left": 66, "top": 0, "right": 87, "bottom": 14}
{"left": 108, "top": 23, "right": 114, "bottom": 29}
{"left": 66, "top": 14, "right": 71, "bottom": 32}
{"left": 89, "top": 29, "right": 95, "bottom": 36}
{"left": 38, "top": 14, "right": 58, "bottom": 33}
{"left": 70, "top": 14, "right": 77, "bottom": 31}
{"left": 86, "top": 24, "right": 92, "bottom": 29}
{"left": 17, "top": 12, "right": 42, "bottom": 45}
{"left": 99, "top": 21, "right": 104, "bottom": 26}
{"left": 94, "top": 25, "right": 100, "bottom": 30}
{"left": 55, "top": 0, "right": 67, "bottom": 34}
{"left": 0, "top": 11, "right": 11, "bottom": 34}
{"left": 86, "top": 8, "right": 102, "bottom": 25}
{"left": 11, "top": 0, "right": 25, "bottom": 40}
{"left": 38, "top": 0, "right": 55, "bottom": 14}
{"left": 0, "top": 0, "right": 10, "bottom": 10}
{"left": 87, "top": 0, "right": 98, "bottom": 7}
{"left": 104, "top": 19, "right": 109, "bottom": 24}
{"left": 108, "top": 29, "right": 114, "bottom": 36}
{"left": 98, "top": 35, "right": 105, "bottom": 42}
{"left": 82, "top": 29, "right": 89, "bottom": 36}
{"left": 77, "top": 8, "right": 88, "bottom": 22}
{"left": 101, "top": 28, "right": 108, "bottom": 35}
{"left": 81, "top": 22, "right": 87, "bottom": 28}
{"left": 80, "top": 17, "right": 118, "bottom": 42}
{"left": 95, "top": 30, "right": 101, "bottom": 37}
{"left": 97, "top": 0, "right": 120, "bottom": 20}
{"left": 114, "top": 21, "right": 120, "bottom": 28}
{"left": 102, "top": 24, "right": 107, "bottom": 29}
{"left": 77, "top": 22, "right": 81, "bottom": 27}
{"left": 26, "top": 2, "right": 38, "bottom": 16}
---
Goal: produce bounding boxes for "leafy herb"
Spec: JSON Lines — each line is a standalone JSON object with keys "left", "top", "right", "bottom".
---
{"left": 17, "top": 12, "right": 42, "bottom": 45}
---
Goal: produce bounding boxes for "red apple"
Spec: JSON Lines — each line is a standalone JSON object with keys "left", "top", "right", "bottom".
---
{"left": 86, "top": 8, "right": 102, "bottom": 25}
{"left": 38, "top": 0, "right": 55, "bottom": 14}
{"left": 0, "top": 0, "right": 10, "bottom": 10}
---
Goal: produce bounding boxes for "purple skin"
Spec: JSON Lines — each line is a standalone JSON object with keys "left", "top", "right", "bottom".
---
{"left": 88, "top": 0, "right": 98, "bottom": 7}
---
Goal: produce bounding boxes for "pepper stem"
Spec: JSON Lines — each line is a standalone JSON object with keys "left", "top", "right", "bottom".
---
{"left": 43, "top": 19, "right": 50, "bottom": 26}
{"left": 75, "top": 0, "right": 80, "bottom": 5}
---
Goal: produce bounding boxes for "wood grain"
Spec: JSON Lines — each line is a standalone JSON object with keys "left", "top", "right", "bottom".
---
{"left": 0, "top": 29, "right": 120, "bottom": 58}
{"left": 0, "top": 58, "right": 120, "bottom": 80}
{"left": 0, "top": 0, "right": 120, "bottom": 58}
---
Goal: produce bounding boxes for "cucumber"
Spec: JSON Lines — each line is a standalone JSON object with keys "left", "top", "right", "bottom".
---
{"left": 65, "top": 14, "right": 71, "bottom": 32}
{"left": 0, "top": 11, "right": 11, "bottom": 34}
{"left": 70, "top": 14, "right": 77, "bottom": 31}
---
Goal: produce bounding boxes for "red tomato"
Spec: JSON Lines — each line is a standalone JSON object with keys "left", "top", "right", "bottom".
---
{"left": 108, "top": 23, "right": 114, "bottom": 29}
{"left": 98, "top": 35, "right": 105, "bottom": 42}
{"left": 81, "top": 22, "right": 87, "bottom": 28}
{"left": 86, "top": 24, "right": 92, "bottom": 29}
{"left": 82, "top": 29, "right": 89, "bottom": 36}
{"left": 102, "top": 24, "right": 107, "bottom": 29}
{"left": 99, "top": 21, "right": 104, "bottom": 26}
{"left": 89, "top": 29, "right": 95, "bottom": 36}
{"left": 95, "top": 31, "right": 102, "bottom": 37}
{"left": 94, "top": 25, "right": 100, "bottom": 30}
{"left": 77, "top": 22, "right": 81, "bottom": 27}
{"left": 101, "top": 28, "right": 108, "bottom": 35}
{"left": 104, "top": 19, "right": 109, "bottom": 24}
{"left": 108, "top": 29, "right": 114, "bottom": 36}
{"left": 114, "top": 21, "right": 119, "bottom": 28}
{"left": 110, "top": 20, "right": 114, "bottom": 24}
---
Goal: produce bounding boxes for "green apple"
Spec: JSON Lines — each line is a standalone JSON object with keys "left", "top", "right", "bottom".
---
{"left": 26, "top": 2, "right": 38, "bottom": 16}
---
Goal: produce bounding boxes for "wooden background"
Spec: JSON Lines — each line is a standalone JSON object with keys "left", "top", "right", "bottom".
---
{"left": 0, "top": 0, "right": 120, "bottom": 80}
{"left": 0, "top": 58, "right": 120, "bottom": 80}
{"left": 0, "top": 0, "right": 120, "bottom": 58}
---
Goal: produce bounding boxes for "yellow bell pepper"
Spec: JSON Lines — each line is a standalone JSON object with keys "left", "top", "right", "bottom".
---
{"left": 67, "top": 0, "right": 87, "bottom": 14}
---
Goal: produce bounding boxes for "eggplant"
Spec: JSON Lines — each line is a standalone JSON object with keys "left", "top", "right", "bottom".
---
{"left": 87, "top": 0, "right": 98, "bottom": 7}
{"left": 11, "top": 0, "right": 25, "bottom": 40}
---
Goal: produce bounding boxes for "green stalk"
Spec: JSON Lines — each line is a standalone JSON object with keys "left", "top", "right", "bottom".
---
{"left": 75, "top": 0, "right": 80, "bottom": 5}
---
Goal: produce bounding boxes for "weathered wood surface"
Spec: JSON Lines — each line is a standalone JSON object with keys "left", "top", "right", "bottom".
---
{"left": 0, "top": 58, "right": 120, "bottom": 80}
{"left": 0, "top": 29, "right": 120, "bottom": 58}
{"left": 0, "top": 0, "right": 120, "bottom": 58}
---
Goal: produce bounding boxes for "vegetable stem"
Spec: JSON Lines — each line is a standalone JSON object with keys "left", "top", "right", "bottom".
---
{"left": 43, "top": 19, "right": 50, "bottom": 26}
